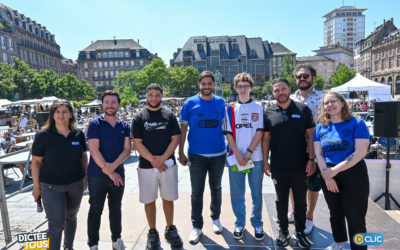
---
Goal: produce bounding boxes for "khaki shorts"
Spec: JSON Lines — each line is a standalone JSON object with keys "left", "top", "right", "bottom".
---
{"left": 137, "top": 165, "right": 178, "bottom": 204}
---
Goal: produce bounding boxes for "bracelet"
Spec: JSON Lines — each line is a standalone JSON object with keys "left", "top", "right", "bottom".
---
{"left": 247, "top": 148, "right": 253, "bottom": 154}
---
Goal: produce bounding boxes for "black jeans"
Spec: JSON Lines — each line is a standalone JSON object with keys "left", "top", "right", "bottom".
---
{"left": 271, "top": 168, "right": 307, "bottom": 233}
{"left": 87, "top": 175, "right": 125, "bottom": 246}
{"left": 321, "top": 160, "right": 369, "bottom": 250}
{"left": 40, "top": 179, "right": 85, "bottom": 250}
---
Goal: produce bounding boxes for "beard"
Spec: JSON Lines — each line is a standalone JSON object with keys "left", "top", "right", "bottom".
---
{"left": 297, "top": 80, "right": 313, "bottom": 91}
{"left": 276, "top": 94, "right": 290, "bottom": 104}
{"left": 104, "top": 110, "right": 117, "bottom": 116}
{"left": 200, "top": 88, "right": 213, "bottom": 96}
{"left": 147, "top": 100, "right": 161, "bottom": 108}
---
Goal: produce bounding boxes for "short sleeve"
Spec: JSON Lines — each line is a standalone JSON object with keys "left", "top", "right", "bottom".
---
{"left": 313, "top": 124, "right": 321, "bottom": 142}
{"left": 256, "top": 104, "right": 264, "bottom": 131}
{"left": 131, "top": 114, "right": 143, "bottom": 139}
{"left": 79, "top": 130, "right": 87, "bottom": 151}
{"left": 123, "top": 122, "right": 131, "bottom": 138}
{"left": 304, "top": 106, "right": 315, "bottom": 129}
{"left": 32, "top": 131, "right": 46, "bottom": 157}
{"left": 354, "top": 119, "right": 370, "bottom": 139}
{"left": 169, "top": 113, "right": 181, "bottom": 136}
{"left": 223, "top": 106, "right": 232, "bottom": 135}
{"left": 263, "top": 109, "right": 271, "bottom": 132}
{"left": 86, "top": 120, "right": 99, "bottom": 140}
{"left": 179, "top": 101, "right": 189, "bottom": 124}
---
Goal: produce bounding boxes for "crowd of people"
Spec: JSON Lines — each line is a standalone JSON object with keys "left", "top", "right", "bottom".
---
{"left": 28, "top": 64, "right": 372, "bottom": 250}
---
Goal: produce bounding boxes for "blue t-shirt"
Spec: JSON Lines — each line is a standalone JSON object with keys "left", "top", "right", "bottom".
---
{"left": 86, "top": 115, "right": 131, "bottom": 176}
{"left": 314, "top": 117, "right": 370, "bottom": 164}
{"left": 180, "top": 94, "right": 226, "bottom": 155}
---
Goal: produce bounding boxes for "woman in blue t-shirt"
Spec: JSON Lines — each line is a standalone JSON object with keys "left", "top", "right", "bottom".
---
{"left": 314, "top": 92, "right": 370, "bottom": 250}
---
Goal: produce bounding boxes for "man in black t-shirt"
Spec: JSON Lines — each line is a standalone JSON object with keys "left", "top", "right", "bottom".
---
{"left": 131, "top": 83, "right": 183, "bottom": 250}
{"left": 262, "top": 78, "right": 315, "bottom": 248}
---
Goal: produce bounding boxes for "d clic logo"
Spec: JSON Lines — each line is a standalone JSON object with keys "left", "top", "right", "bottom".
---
{"left": 353, "top": 233, "right": 384, "bottom": 246}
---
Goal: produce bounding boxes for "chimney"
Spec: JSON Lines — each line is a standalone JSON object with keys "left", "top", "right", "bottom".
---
{"left": 155, "top": 53, "right": 158, "bottom": 58}
{"left": 113, "top": 36, "right": 117, "bottom": 45}
{"left": 137, "top": 39, "right": 140, "bottom": 44}
{"left": 383, "top": 19, "right": 386, "bottom": 24}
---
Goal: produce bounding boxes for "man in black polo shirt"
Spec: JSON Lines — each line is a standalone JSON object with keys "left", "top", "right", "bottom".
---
{"left": 262, "top": 78, "right": 315, "bottom": 248}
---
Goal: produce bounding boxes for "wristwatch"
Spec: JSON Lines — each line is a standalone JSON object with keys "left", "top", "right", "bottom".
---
{"left": 309, "top": 158, "right": 316, "bottom": 163}
{"left": 247, "top": 148, "right": 253, "bottom": 154}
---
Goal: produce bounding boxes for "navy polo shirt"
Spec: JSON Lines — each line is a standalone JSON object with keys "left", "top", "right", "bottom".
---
{"left": 86, "top": 115, "right": 130, "bottom": 176}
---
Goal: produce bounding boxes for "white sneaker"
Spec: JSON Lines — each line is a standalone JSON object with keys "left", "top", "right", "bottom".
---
{"left": 89, "top": 245, "right": 98, "bottom": 250}
{"left": 189, "top": 228, "right": 202, "bottom": 245}
{"left": 288, "top": 211, "right": 294, "bottom": 223}
{"left": 304, "top": 218, "right": 314, "bottom": 234}
{"left": 212, "top": 219, "right": 223, "bottom": 234}
{"left": 325, "top": 242, "right": 344, "bottom": 250}
{"left": 112, "top": 238, "right": 125, "bottom": 250}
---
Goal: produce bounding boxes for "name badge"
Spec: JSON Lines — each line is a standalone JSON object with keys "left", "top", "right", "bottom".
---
{"left": 292, "top": 114, "right": 301, "bottom": 118}
{"left": 71, "top": 141, "right": 80, "bottom": 146}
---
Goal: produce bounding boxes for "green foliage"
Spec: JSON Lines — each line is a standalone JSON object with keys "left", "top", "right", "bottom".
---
{"left": 314, "top": 74, "right": 325, "bottom": 91}
{"left": 252, "top": 86, "right": 263, "bottom": 98}
{"left": 0, "top": 62, "right": 17, "bottom": 99}
{"left": 278, "top": 54, "right": 297, "bottom": 92}
{"left": 70, "top": 100, "right": 89, "bottom": 109}
{"left": 262, "top": 79, "right": 273, "bottom": 95}
{"left": 222, "top": 83, "right": 233, "bottom": 97}
{"left": 113, "top": 70, "right": 140, "bottom": 93}
{"left": 329, "top": 64, "right": 356, "bottom": 88}
{"left": 119, "top": 85, "right": 139, "bottom": 107}
{"left": 169, "top": 65, "right": 199, "bottom": 96}
{"left": 136, "top": 59, "right": 169, "bottom": 90}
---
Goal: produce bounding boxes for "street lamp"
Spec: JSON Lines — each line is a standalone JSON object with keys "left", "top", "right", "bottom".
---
{"left": 22, "top": 75, "right": 28, "bottom": 99}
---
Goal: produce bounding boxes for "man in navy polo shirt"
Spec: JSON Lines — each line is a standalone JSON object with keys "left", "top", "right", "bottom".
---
{"left": 86, "top": 90, "right": 131, "bottom": 250}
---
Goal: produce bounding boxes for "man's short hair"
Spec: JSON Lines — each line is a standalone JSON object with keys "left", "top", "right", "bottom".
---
{"left": 101, "top": 90, "right": 121, "bottom": 104}
{"left": 294, "top": 63, "right": 316, "bottom": 77}
{"left": 146, "top": 83, "right": 163, "bottom": 94}
{"left": 234, "top": 72, "right": 254, "bottom": 88}
{"left": 198, "top": 71, "right": 215, "bottom": 83}
{"left": 272, "top": 78, "right": 290, "bottom": 87}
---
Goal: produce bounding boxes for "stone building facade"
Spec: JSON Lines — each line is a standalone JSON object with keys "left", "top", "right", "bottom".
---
{"left": 296, "top": 56, "right": 336, "bottom": 81}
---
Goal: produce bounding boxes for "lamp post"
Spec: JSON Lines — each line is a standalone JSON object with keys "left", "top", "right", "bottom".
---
{"left": 22, "top": 75, "right": 28, "bottom": 99}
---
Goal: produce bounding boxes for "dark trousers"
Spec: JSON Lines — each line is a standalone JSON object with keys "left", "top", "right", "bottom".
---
{"left": 188, "top": 153, "right": 226, "bottom": 229}
{"left": 41, "top": 179, "right": 85, "bottom": 250}
{"left": 321, "top": 160, "right": 369, "bottom": 250}
{"left": 271, "top": 168, "right": 307, "bottom": 233}
{"left": 87, "top": 175, "right": 125, "bottom": 246}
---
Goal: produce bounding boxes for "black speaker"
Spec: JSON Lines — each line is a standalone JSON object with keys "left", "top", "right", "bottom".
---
{"left": 374, "top": 102, "right": 400, "bottom": 137}
{"left": 36, "top": 112, "right": 49, "bottom": 128}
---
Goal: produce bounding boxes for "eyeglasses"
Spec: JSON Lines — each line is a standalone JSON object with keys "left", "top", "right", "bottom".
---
{"left": 296, "top": 74, "right": 310, "bottom": 80}
{"left": 282, "top": 110, "right": 288, "bottom": 122}
{"left": 236, "top": 85, "right": 250, "bottom": 90}
{"left": 323, "top": 99, "right": 338, "bottom": 106}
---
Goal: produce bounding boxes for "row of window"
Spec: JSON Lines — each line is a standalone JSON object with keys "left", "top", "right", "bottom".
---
{"left": 376, "top": 48, "right": 400, "bottom": 59}
{"left": 0, "top": 36, "right": 14, "bottom": 51}
{"left": 94, "top": 81, "right": 114, "bottom": 87}
{"left": 17, "top": 31, "right": 59, "bottom": 54}
{"left": 86, "top": 51, "right": 141, "bottom": 60}
{"left": 19, "top": 48, "right": 59, "bottom": 68}
{"left": 13, "top": 17, "right": 55, "bottom": 42}
{"left": 83, "top": 60, "right": 144, "bottom": 69}
{"left": 84, "top": 70, "right": 127, "bottom": 79}
{"left": 374, "top": 56, "right": 400, "bottom": 71}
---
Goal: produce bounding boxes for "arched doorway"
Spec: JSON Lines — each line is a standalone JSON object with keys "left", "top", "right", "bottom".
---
{"left": 381, "top": 77, "right": 385, "bottom": 84}
{"left": 388, "top": 77, "right": 393, "bottom": 95}
{"left": 396, "top": 76, "right": 400, "bottom": 95}
{"left": 374, "top": 78, "right": 378, "bottom": 82}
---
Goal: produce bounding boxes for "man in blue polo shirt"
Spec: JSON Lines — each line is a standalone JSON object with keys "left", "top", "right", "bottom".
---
{"left": 86, "top": 90, "right": 131, "bottom": 250}
{"left": 178, "top": 71, "right": 226, "bottom": 244}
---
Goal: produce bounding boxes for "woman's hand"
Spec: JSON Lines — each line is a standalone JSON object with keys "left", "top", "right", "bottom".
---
{"left": 325, "top": 178, "right": 339, "bottom": 193}
{"left": 32, "top": 187, "right": 41, "bottom": 202}
{"left": 235, "top": 153, "right": 248, "bottom": 166}
{"left": 321, "top": 167, "right": 338, "bottom": 180}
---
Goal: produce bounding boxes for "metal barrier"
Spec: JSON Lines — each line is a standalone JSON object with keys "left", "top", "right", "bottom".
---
{"left": 0, "top": 148, "right": 32, "bottom": 245}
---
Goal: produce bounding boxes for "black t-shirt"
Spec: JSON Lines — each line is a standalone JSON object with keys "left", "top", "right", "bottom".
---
{"left": 264, "top": 100, "right": 315, "bottom": 170}
{"left": 131, "top": 108, "right": 181, "bottom": 169}
{"left": 32, "top": 128, "right": 87, "bottom": 185}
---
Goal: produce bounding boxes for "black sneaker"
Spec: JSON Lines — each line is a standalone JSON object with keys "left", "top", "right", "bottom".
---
{"left": 292, "top": 231, "right": 311, "bottom": 248}
{"left": 233, "top": 226, "right": 244, "bottom": 240}
{"left": 275, "top": 230, "right": 289, "bottom": 247}
{"left": 254, "top": 227, "right": 265, "bottom": 241}
{"left": 164, "top": 225, "right": 183, "bottom": 248}
{"left": 146, "top": 229, "right": 160, "bottom": 250}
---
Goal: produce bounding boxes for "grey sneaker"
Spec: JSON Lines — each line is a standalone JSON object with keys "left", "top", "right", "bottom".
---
{"left": 212, "top": 219, "right": 223, "bottom": 234}
{"left": 325, "top": 242, "right": 344, "bottom": 250}
{"left": 89, "top": 245, "right": 98, "bottom": 250}
{"left": 188, "top": 228, "right": 202, "bottom": 245}
{"left": 112, "top": 238, "right": 125, "bottom": 250}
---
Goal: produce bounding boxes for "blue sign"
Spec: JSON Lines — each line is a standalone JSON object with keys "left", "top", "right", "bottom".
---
{"left": 353, "top": 233, "right": 384, "bottom": 246}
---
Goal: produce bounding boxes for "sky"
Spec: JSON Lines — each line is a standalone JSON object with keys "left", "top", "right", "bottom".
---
{"left": 2, "top": 0, "right": 400, "bottom": 64}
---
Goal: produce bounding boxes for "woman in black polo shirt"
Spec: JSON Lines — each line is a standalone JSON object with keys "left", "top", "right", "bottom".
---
{"left": 32, "top": 102, "right": 87, "bottom": 250}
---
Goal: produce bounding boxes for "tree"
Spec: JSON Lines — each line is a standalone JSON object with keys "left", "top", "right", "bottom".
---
{"left": 329, "top": 64, "right": 356, "bottom": 88}
{"left": 252, "top": 86, "right": 263, "bottom": 98}
{"left": 314, "top": 74, "right": 325, "bottom": 91}
{"left": 53, "top": 74, "right": 97, "bottom": 100}
{"left": 223, "top": 83, "right": 233, "bottom": 97}
{"left": 278, "top": 54, "right": 297, "bottom": 92}
{"left": 120, "top": 86, "right": 139, "bottom": 107}
{"left": 113, "top": 70, "right": 140, "bottom": 93}
{"left": 136, "top": 59, "right": 169, "bottom": 90}
{"left": 262, "top": 79, "right": 273, "bottom": 96}
{"left": 0, "top": 62, "right": 17, "bottom": 99}
{"left": 169, "top": 65, "right": 199, "bottom": 96}
{"left": 12, "top": 58, "right": 37, "bottom": 99}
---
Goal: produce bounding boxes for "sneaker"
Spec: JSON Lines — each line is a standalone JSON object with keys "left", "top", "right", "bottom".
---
{"left": 325, "top": 242, "right": 344, "bottom": 250}
{"left": 89, "top": 245, "right": 98, "bottom": 250}
{"left": 146, "top": 229, "right": 160, "bottom": 250}
{"left": 165, "top": 225, "right": 183, "bottom": 248}
{"left": 288, "top": 211, "right": 295, "bottom": 223}
{"left": 212, "top": 219, "right": 223, "bottom": 234}
{"left": 275, "top": 230, "right": 289, "bottom": 247}
{"left": 292, "top": 231, "right": 311, "bottom": 248}
{"left": 188, "top": 228, "right": 202, "bottom": 245}
{"left": 112, "top": 238, "right": 125, "bottom": 250}
{"left": 304, "top": 218, "right": 314, "bottom": 235}
{"left": 232, "top": 226, "right": 244, "bottom": 240}
{"left": 37, "top": 203, "right": 43, "bottom": 213}
{"left": 254, "top": 227, "right": 265, "bottom": 241}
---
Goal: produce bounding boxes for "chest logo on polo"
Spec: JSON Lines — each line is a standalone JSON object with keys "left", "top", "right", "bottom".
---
{"left": 144, "top": 121, "right": 167, "bottom": 131}
{"left": 71, "top": 141, "right": 80, "bottom": 146}
{"left": 251, "top": 113, "right": 259, "bottom": 122}
{"left": 198, "top": 119, "right": 218, "bottom": 128}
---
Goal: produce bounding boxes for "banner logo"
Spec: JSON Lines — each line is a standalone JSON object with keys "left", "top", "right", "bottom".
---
{"left": 17, "top": 231, "right": 49, "bottom": 250}
{"left": 353, "top": 233, "right": 384, "bottom": 246}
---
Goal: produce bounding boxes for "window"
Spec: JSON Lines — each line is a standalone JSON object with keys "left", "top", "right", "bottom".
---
{"left": 84, "top": 72, "right": 88, "bottom": 78}
{"left": 110, "top": 71, "right": 114, "bottom": 78}
{"left": 86, "top": 52, "right": 90, "bottom": 59}
{"left": 103, "top": 52, "right": 107, "bottom": 58}
{"left": 125, "top": 61, "right": 129, "bottom": 66}
{"left": 2, "top": 53, "right": 7, "bottom": 63}
{"left": 99, "top": 62, "right": 103, "bottom": 68}
{"left": 108, "top": 52, "right": 112, "bottom": 58}
{"left": 1, "top": 36, "right": 6, "bottom": 49}
{"left": 125, "top": 52, "right": 129, "bottom": 58}
{"left": 113, "top": 52, "right": 118, "bottom": 57}
{"left": 389, "top": 58, "right": 393, "bottom": 68}
{"left": 84, "top": 63, "right": 88, "bottom": 69}
{"left": 130, "top": 60, "right": 134, "bottom": 66}
{"left": 381, "top": 59, "right": 385, "bottom": 70}
{"left": 116, "top": 70, "right": 119, "bottom": 75}
{"left": 136, "top": 51, "right": 140, "bottom": 57}
{"left": 93, "top": 62, "right": 97, "bottom": 68}
{"left": 115, "top": 61, "right": 119, "bottom": 67}
{"left": 119, "top": 52, "right": 123, "bottom": 57}
{"left": 8, "top": 38, "right": 13, "bottom": 51}
{"left": 110, "top": 61, "right": 113, "bottom": 67}
{"left": 94, "top": 72, "right": 98, "bottom": 78}
{"left": 120, "top": 61, "right": 124, "bottom": 67}
{"left": 140, "top": 60, "right": 143, "bottom": 66}
{"left": 97, "top": 53, "right": 102, "bottom": 59}
{"left": 389, "top": 49, "right": 393, "bottom": 56}
{"left": 105, "top": 71, "right": 109, "bottom": 79}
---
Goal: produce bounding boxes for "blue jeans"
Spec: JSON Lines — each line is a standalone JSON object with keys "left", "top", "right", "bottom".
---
{"left": 229, "top": 160, "right": 264, "bottom": 228}
{"left": 87, "top": 175, "right": 125, "bottom": 246}
{"left": 188, "top": 153, "right": 226, "bottom": 229}
{"left": 40, "top": 179, "right": 85, "bottom": 250}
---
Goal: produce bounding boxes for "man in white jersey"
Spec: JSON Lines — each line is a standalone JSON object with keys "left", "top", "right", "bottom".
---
{"left": 289, "top": 64, "right": 324, "bottom": 234}
{"left": 223, "top": 73, "right": 265, "bottom": 241}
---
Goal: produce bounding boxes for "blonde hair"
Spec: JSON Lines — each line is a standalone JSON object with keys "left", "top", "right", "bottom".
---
{"left": 318, "top": 91, "right": 353, "bottom": 126}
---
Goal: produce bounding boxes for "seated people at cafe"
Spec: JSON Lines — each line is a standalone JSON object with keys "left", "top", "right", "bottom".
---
{"left": 1, "top": 132, "right": 16, "bottom": 153}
